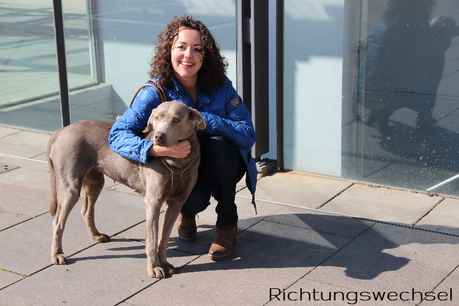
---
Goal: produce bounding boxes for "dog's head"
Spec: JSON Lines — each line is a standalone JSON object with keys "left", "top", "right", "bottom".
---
{"left": 147, "top": 101, "right": 206, "bottom": 147}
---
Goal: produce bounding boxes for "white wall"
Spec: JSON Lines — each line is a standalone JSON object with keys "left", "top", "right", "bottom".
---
{"left": 283, "top": 0, "right": 344, "bottom": 176}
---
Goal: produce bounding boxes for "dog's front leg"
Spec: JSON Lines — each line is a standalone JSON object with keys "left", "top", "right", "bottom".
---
{"left": 157, "top": 199, "right": 184, "bottom": 275}
{"left": 144, "top": 193, "right": 166, "bottom": 279}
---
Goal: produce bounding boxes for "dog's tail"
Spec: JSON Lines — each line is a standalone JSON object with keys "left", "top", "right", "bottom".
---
{"left": 47, "top": 134, "right": 58, "bottom": 217}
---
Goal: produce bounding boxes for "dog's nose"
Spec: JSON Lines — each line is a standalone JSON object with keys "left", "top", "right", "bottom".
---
{"left": 154, "top": 132, "right": 166, "bottom": 144}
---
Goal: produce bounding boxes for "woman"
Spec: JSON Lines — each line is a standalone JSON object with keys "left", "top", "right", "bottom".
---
{"left": 108, "top": 15, "right": 257, "bottom": 261}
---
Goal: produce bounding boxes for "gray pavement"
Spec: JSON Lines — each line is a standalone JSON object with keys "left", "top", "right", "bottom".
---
{"left": 1, "top": 126, "right": 458, "bottom": 305}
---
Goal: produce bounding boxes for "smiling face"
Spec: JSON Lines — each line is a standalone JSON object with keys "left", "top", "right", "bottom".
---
{"left": 170, "top": 27, "right": 203, "bottom": 87}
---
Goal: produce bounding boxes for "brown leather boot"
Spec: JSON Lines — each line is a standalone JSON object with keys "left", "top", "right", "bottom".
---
{"left": 177, "top": 214, "right": 197, "bottom": 242}
{"left": 208, "top": 225, "right": 237, "bottom": 261}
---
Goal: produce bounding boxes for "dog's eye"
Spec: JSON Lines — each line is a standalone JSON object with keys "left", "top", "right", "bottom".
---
{"left": 173, "top": 117, "right": 181, "bottom": 122}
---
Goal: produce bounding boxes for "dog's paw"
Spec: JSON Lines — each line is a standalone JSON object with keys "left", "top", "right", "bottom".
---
{"left": 162, "top": 262, "right": 176, "bottom": 276}
{"left": 51, "top": 253, "right": 68, "bottom": 265}
{"left": 148, "top": 266, "right": 167, "bottom": 279}
{"left": 92, "top": 234, "right": 110, "bottom": 243}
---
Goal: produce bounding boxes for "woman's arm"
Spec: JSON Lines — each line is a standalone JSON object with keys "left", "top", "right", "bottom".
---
{"left": 148, "top": 140, "right": 191, "bottom": 159}
{"left": 108, "top": 85, "right": 161, "bottom": 163}
{"left": 200, "top": 78, "right": 256, "bottom": 150}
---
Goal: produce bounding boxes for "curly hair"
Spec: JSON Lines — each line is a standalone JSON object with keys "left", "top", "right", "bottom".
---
{"left": 149, "top": 15, "right": 228, "bottom": 94}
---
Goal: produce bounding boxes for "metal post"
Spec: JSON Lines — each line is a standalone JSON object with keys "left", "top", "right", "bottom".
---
{"left": 52, "top": 0, "right": 71, "bottom": 126}
{"left": 251, "top": 0, "right": 270, "bottom": 159}
{"left": 276, "top": 0, "right": 284, "bottom": 170}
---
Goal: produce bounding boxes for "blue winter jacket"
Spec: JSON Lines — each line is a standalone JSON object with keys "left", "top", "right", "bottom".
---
{"left": 108, "top": 76, "right": 257, "bottom": 199}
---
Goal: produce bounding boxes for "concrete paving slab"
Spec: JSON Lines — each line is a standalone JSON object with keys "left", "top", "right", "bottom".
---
{"left": 0, "top": 182, "right": 50, "bottom": 217}
{"left": 303, "top": 223, "right": 459, "bottom": 298}
{"left": 238, "top": 172, "right": 353, "bottom": 209}
{"left": 320, "top": 184, "right": 441, "bottom": 225}
{"left": 32, "top": 152, "right": 48, "bottom": 162}
{"left": 415, "top": 198, "right": 459, "bottom": 235}
{"left": 0, "top": 156, "right": 49, "bottom": 198}
{"left": 0, "top": 213, "right": 56, "bottom": 276}
{"left": 0, "top": 239, "right": 197, "bottom": 306}
{"left": 0, "top": 131, "right": 50, "bottom": 159}
{"left": 0, "top": 166, "right": 49, "bottom": 185}
{"left": 0, "top": 269, "right": 24, "bottom": 291}
{"left": 429, "top": 267, "right": 458, "bottom": 306}
{"left": 126, "top": 220, "right": 354, "bottom": 306}
{"left": 0, "top": 126, "right": 21, "bottom": 138}
{"left": 0, "top": 189, "right": 145, "bottom": 276}
{"left": 265, "top": 206, "right": 375, "bottom": 238}
{"left": 11, "top": 171, "right": 50, "bottom": 190}
{"left": 0, "top": 209, "right": 31, "bottom": 231}
{"left": 0, "top": 156, "right": 49, "bottom": 172}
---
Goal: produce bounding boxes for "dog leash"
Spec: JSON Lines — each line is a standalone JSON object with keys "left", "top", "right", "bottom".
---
{"left": 129, "top": 79, "right": 166, "bottom": 105}
{"left": 116, "top": 79, "right": 167, "bottom": 123}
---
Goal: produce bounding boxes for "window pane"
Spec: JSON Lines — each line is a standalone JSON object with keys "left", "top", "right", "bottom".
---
{"left": 0, "top": 0, "right": 62, "bottom": 131}
{"left": 351, "top": 0, "right": 459, "bottom": 196}
{"left": 68, "top": 0, "right": 237, "bottom": 123}
{"left": 62, "top": 0, "right": 98, "bottom": 90}
{"left": 0, "top": 0, "right": 237, "bottom": 131}
{"left": 285, "top": 0, "right": 459, "bottom": 196}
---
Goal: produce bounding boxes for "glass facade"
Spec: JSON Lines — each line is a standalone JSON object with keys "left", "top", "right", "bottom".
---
{"left": 0, "top": 0, "right": 237, "bottom": 130}
{"left": 2, "top": 0, "right": 459, "bottom": 197}
{"left": 284, "top": 0, "right": 459, "bottom": 196}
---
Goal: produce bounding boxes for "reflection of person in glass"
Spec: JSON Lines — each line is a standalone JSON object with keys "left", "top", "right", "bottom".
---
{"left": 359, "top": 0, "right": 459, "bottom": 134}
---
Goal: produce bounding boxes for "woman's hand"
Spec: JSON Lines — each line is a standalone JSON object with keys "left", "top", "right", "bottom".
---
{"left": 148, "top": 140, "right": 191, "bottom": 158}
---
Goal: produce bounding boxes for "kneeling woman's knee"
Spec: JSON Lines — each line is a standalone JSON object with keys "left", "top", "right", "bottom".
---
{"left": 206, "top": 136, "right": 238, "bottom": 157}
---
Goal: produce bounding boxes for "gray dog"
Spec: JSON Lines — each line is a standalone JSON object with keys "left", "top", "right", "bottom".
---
{"left": 47, "top": 101, "right": 206, "bottom": 278}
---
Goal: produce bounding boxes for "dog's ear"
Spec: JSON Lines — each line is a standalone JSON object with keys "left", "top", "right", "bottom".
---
{"left": 190, "top": 108, "right": 206, "bottom": 130}
{"left": 147, "top": 108, "right": 157, "bottom": 132}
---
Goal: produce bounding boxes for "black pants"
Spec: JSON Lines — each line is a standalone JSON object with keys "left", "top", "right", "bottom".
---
{"left": 181, "top": 134, "right": 245, "bottom": 229}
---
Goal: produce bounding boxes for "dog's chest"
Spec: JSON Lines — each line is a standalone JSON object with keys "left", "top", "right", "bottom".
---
{"left": 140, "top": 156, "right": 198, "bottom": 197}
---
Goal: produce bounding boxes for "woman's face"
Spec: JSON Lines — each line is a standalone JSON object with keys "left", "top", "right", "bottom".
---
{"left": 171, "top": 27, "right": 203, "bottom": 86}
